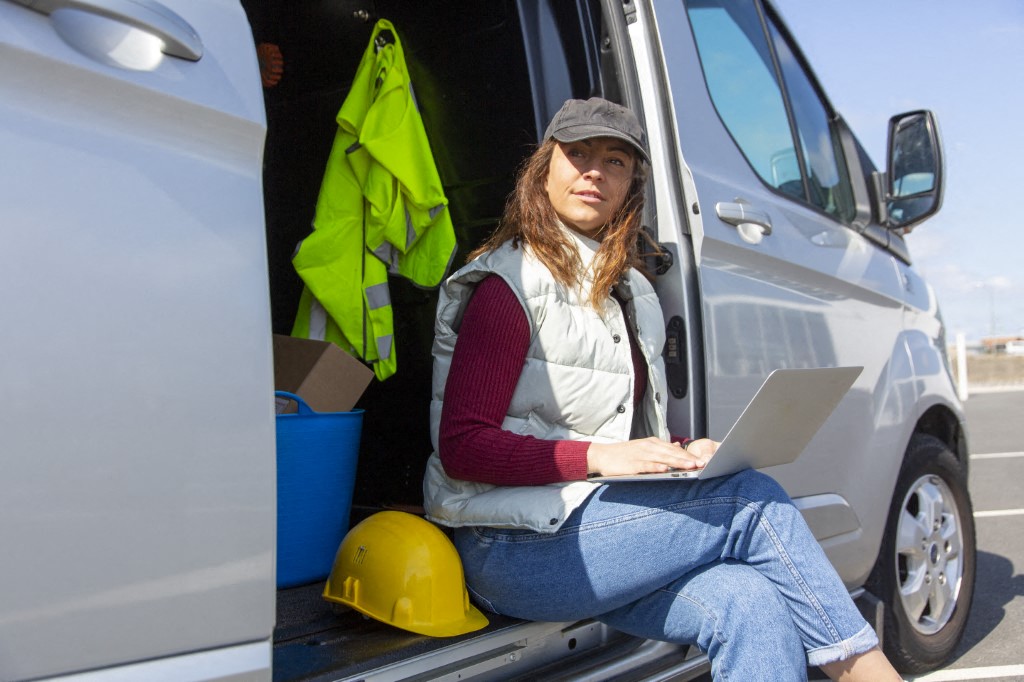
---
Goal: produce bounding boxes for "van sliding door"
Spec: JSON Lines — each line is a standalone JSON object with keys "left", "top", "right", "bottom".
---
{"left": 0, "top": 1, "right": 274, "bottom": 678}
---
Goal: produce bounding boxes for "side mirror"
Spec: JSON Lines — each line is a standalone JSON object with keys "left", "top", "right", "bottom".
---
{"left": 883, "top": 110, "right": 944, "bottom": 232}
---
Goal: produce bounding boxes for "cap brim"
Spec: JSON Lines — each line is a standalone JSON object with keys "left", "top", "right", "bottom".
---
{"left": 550, "top": 125, "right": 651, "bottom": 164}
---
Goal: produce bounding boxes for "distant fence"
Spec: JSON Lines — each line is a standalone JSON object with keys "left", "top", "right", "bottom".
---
{"left": 953, "top": 334, "right": 1024, "bottom": 399}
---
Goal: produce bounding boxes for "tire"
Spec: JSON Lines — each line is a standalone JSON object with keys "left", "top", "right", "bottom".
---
{"left": 867, "top": 434, "right": 977, "bottom": 674}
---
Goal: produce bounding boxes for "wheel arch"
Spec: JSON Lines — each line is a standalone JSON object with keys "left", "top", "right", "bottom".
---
{"left": 912, "top": 402, "right": 969, "bottom": 474}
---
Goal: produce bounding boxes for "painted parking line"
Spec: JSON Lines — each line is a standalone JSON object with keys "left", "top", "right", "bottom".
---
{"left": 904, "top": 663, "right": 1024, "bottom": 681}
{"left": 970, "top": 452, "right": 1023, "bottom": 517}
{"left": 970, "top": 451, "right": 1024, "bottom": 459}
{"left": 974, "top": 508, "right": 1024, "bottom": 518}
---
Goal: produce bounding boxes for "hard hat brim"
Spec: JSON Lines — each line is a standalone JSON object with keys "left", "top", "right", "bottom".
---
{"left": 324, "top": 587, "right": 490, "bottom": 637}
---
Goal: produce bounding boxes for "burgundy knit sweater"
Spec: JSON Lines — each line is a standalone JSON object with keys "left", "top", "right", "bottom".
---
{"left": 437, "top": 274, "right": 651, "bottom": 486}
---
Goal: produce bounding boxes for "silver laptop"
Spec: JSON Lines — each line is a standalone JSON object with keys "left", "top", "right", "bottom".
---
{"left": 589, "top": 366, "right": 862, "bottom": 482}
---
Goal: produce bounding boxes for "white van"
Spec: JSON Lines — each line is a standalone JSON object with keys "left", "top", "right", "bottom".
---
{"left": 1005, "top": 340, "right": 1024, "bottom": 356}
{"left": 0, "top": 0, "right": 974, "bottom": 680}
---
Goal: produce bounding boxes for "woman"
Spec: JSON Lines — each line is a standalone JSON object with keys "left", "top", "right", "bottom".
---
{"left": 422, "top": 97, "right": 900, "bottom": 681}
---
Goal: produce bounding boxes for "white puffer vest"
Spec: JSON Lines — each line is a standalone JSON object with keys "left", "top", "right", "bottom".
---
{"left": 422, "top": 229, "right": 670, "bottom": 532}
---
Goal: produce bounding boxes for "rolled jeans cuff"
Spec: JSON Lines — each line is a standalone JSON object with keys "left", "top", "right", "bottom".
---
{"left": 806, "top": 623, "right": 879, "bottom": 667}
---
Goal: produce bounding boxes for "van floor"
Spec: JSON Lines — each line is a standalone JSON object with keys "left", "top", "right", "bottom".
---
{"left": 273, "top": 583, "right": 525, "bottom": 681}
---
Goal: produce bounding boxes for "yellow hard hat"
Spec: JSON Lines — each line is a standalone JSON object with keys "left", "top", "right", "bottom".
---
{"left": 323, "top": 511, "right": 489, "bottom": 637}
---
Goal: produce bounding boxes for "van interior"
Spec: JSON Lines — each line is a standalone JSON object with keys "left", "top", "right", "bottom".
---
{"left": 240, "top": 0, "right": 640, "bottom": 675}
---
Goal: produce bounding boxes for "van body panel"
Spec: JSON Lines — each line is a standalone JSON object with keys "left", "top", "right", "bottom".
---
{"left": 0, "top": 1, "right": 275, "bottom": 679}
{"left": 39, "top": 643, "right": 270, "bottom": 682}
{"left": 626, "top": 0, "right": 707, "bottom": 443}
{"left": 638, "top": 0, "right": 956, "bottom": 584}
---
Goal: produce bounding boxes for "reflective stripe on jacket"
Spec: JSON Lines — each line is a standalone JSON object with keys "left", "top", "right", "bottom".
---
{"left": 423, "top": 228, "right": 670, "bottom": 532}
{"left": 292, "top": 19, "right": 456, "bottom": 380}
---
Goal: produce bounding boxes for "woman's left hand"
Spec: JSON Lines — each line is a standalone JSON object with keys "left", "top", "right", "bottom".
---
{"left": 683, "top": 438, "right": 719, "bottom": 467}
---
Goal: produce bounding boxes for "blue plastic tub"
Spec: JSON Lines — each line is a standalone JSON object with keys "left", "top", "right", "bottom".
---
{"left": 275, "top": 391, "right": 363, "bottom": 588}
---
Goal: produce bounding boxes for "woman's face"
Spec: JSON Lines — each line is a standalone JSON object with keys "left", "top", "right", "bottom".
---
{"left": 545, "top": 137, "right": 636, "bottom": 239}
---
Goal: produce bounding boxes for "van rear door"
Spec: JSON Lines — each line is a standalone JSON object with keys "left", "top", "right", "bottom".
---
{"left": 0, "top": 1, "right": 274, "bottom": 679}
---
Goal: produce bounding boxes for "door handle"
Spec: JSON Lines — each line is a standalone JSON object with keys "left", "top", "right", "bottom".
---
{"left": 12, "top": 0, "right": 203, "bottom": 61}
{"left": 715, "top": 201, "right": 772, "bottom": 236}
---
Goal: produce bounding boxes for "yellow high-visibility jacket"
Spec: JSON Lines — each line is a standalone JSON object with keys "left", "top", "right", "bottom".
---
{"left": 292, "top": 19, "right": 455, "bottom": 380}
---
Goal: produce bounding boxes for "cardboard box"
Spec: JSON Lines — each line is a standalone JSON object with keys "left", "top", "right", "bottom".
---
{"left": 273, "top": 334, "right": 373, "bottom": 414}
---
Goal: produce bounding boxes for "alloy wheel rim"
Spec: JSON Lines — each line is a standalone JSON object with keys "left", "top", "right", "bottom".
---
{"left": 894, "top": 474, "right": 964, "bottom": 635}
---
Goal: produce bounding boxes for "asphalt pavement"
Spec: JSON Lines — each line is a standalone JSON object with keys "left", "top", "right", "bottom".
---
{"left": 916, "top": 389, "right": 1024, "bottom": 682}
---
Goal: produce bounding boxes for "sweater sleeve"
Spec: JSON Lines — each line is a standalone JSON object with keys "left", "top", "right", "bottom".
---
{"left": 438, "top": 274, "right": 591, "bottom": 485}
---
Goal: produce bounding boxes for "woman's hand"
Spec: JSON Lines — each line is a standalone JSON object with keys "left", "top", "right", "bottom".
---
{"left": 586, "top": 437, "right": 720, "bottom": 477}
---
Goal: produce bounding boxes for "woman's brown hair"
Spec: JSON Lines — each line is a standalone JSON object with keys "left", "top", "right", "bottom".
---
{"left": 468, "top": 139, "right": 649, "bottom": 310}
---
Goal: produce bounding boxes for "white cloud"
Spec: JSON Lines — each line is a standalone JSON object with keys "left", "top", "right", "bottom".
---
{"left": 986, "top": 275, "right": 1013, "bottom": 290}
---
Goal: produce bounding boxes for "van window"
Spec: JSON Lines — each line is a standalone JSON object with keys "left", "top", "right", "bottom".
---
{"left": 764, "top": 14, "right": 855, "bottom": 222}
{"left": 686, "top": 0, "right": 855, "bottom": 223}
{"left": 686, "top": 0, "right": 800, "bottom": 199}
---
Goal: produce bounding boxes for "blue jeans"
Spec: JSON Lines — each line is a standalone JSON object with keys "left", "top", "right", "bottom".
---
{"left": 452, "top": 469, "right": 877, "bottom": 681}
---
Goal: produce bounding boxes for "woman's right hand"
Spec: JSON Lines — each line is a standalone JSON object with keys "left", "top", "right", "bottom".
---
{"left": 586, "top": 437, "right": 719, "bottom": 477}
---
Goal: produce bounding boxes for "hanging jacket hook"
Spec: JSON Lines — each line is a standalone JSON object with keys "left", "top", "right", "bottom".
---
{"left": 375, "top": 29, "right": 395, "bottom": 52}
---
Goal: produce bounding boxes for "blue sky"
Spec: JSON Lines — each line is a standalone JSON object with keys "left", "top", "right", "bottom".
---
{"left": 772, "top": 0, "right": 1024, "bottom": 343}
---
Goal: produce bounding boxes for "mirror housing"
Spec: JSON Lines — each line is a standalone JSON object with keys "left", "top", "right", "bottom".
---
{"left": 880, "top": 110, "right": 944, "bottom": 232}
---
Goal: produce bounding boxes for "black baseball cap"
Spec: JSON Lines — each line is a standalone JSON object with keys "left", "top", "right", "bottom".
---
{"left": 543, "top": 97, "right": 651, "bottom": 165}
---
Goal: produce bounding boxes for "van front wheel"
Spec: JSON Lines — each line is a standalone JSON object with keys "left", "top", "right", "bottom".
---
{"left": 868, "top": 434, "right": 976, "bottom": 674}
